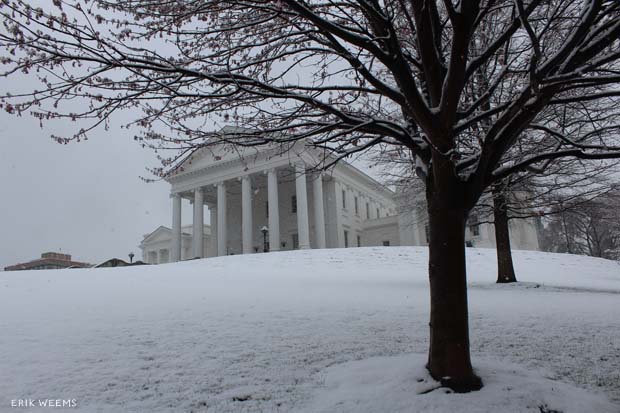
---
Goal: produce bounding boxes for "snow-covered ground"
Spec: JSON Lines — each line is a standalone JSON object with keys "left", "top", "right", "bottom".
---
{"left": 0, "top": 247, "right": 618, "bottom": 412}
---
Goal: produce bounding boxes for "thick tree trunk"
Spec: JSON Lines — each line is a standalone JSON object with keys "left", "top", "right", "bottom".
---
{"left": 426, "top": 174, "right": 482, "bottom": 393}
{"left": 492, "top": 187, "right": 517, "bottom": 283}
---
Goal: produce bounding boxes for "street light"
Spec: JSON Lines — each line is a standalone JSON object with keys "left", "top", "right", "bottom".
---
{"left": 260, "top": 226, "right": 269, "bottom": 252}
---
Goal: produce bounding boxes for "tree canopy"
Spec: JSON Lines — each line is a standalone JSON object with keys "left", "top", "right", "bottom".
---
{"left": 1, "top": 0, "right": 619, "bottom": 194}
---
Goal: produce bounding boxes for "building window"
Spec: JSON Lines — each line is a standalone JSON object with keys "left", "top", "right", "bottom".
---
{"left": 470, "top": 224, "right": 480, "bottom": 236}
{"left": 366, "top": 202, "right": 370, "bottom": 219}
{"left": 266, "top": 201, "right": 269, "bottom": 218}
{"left": 344, "top": 230, "right": 349, "bottom": 248}
{"left": 425, "top": 224, "right": 430, "bottom": 243}
{"left": 292, "top": 233, "right": 299, "bottom": 249}
{"left": 376, "top": 208, "right": 380, "bottom": 219}
{"left": 382, "top": 240, "right": 390, "bottom": 247}
{"left": 354, "top": 196, "right": 359, "bottom": 215}
{"left": 342, "top": 189, "right": 347, "bottom": 209}
{"left": 291, "top": 195, "right": 297, "bottom": 213}
{"left": 357, "top": 235, "right": 361, "bottom": 247}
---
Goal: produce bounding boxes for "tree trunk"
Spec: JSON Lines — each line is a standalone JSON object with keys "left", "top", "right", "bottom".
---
{"left": 425, "top": 173, "right": 482, "bottom": 393}
{"left": 561, "top": 209, "right": 572, "bottom": 253}
{"left": 492, "top": 187, "right": 517, "bottom": 283}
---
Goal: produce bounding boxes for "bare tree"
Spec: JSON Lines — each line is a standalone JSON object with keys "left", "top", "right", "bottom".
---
{"left": 2, "top": 0, "right": 620, "bottom": 391}
{"left": 472, "top": 155, "right": 619, "bottom": 283}
{"left": 542, "top": 188, "right": 620, "bottom": 259}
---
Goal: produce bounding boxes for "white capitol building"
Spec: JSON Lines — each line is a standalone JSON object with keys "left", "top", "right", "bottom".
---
{"left": 140, "top": 132, "right": 540, "bottom": 264}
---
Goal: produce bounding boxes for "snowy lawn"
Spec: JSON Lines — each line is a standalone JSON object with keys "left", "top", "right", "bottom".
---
{"left": 0, "top": 247, "right": 619, "bottom": 412}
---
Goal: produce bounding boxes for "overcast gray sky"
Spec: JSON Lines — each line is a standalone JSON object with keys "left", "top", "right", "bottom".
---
{"left": 0, "top": 109, "right": 198, "bottom": 269}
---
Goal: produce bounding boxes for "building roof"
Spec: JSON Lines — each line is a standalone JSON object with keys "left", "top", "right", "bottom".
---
{"left": 93, "top": 258, "right": 149, "bottom": 268}
{"left": 167, "top": 128, "right": 395, "bottom": 200}
{"left": 140, "top": 225, "right": 210, "bottom": 247}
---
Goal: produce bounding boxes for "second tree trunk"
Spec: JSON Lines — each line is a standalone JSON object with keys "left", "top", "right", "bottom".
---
{"left": 492, "top": 187, "right": 517, "bottom": 283}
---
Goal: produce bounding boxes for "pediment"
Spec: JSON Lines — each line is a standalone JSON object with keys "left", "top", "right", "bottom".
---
{"left": 166, "top": 127, "right": 320, "bottom": 181}
{"left": 142, "top": 226, "right": 172, "bottom": 244}
{"left": 168, "top": 127, "right": 276, "bottom": 178}
{"left": 174, "top": 144, "right": 264, "bottom": 177}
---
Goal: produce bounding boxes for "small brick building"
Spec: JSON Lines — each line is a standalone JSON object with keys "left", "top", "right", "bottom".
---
{"left": 4, "top": 252, "right": 91, "bottom": 271}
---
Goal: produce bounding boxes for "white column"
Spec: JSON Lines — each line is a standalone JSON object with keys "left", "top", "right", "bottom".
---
{"left": 267, "top": 168, "right": 280, "bottom": 251}
{"left": 209, "top": 205, "right": 217, "bottom": 257}
{"left": 241, "top": 175, "right": 253, "bottom": 254}
{"left": 412, "top": 210, "right": 421, "bottom": 245}
{"left": 335, "top": 182, "right": 345, "bottom": 247}
{"left": 312, "top": 173, "right": 326, "bottom": 249}
{"left": 192, "top": 187, "right": 204, "bottom": 258}
{"left": 295, "top": 163, "right": 310, "bottom": 249}
{"left": 171, "top": 193, "right": 182, "bottom": 262}
{"left": 217, "top": 182, "right": 227, "bottom": 256}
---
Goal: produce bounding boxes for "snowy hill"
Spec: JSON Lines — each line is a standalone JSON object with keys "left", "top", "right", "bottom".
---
{"left": 0, "top": 247, "right": 619, "bottom": 412}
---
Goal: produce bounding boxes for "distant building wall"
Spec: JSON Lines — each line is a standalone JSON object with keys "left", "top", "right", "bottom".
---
{"left": 361, "top": 216, "right": 401, "bottom": 247}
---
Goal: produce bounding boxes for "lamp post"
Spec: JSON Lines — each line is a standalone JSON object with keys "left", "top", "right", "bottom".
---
{"left": 260, "top": 226, "right": 269, "bottom": 252}
{"left": 128, "top": 252, "right": 134, "bottom": 263}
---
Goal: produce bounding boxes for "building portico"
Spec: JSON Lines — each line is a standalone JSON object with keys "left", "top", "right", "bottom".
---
{"left": 148, "top": 129, "right": 403, "bottom": 262}
{"left": 166, "top": 146, "right": 342, "bottom": 259}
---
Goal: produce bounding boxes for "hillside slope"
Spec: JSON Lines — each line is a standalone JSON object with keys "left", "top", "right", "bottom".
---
{"left": 1, "top": 247, "right": 618, "bottom": 412}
